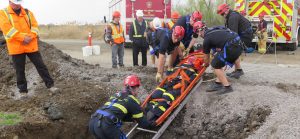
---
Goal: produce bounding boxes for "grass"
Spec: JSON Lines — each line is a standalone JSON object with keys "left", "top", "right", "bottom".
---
{"left": 39, "top": 24, "right": 105, "bottom": 40}
{"left": 0, "top": 112, "right": 22, "bottom": 126}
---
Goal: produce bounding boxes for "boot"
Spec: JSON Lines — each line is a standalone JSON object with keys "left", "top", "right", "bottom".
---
{"left": 217, "top": 86, "right": 233, "bottom": 94}
{"left": 227, "top": 70, "right": 244, "bottom": 79}
{"left": 206, "top": 82, "right": 223, "bottom": 92}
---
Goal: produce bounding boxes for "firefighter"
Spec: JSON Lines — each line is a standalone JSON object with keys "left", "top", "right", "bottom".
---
{"left": 89, "top": 75, "right": 153, "bottom": 139}
{"left": 0, "top": 0, "right": 56, "bottom": 94}
{"left": 105, "top": 11, "right": 125, "bottom": 69}
{"left": 193, "top": 21, "right": 243, "bottom": 94}
{"left": 174, "top": 11, "right": 203, "bottom": 55}
{"left": 155, "top": 25, "right": 185, "bottom": 82}
{"left": 166, "top": 11, "right": 180, "bottom": 30}
{"left": 217, "top": 3, "right": 253, "bottom": 79}
{"left": 129, "top": 10, "right": 148, "bottom": 66}
{"left": 257, "top": 13, "right": 267, "bottom": 54}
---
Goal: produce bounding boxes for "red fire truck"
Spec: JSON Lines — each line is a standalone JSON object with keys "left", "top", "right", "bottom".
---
{"left": 108, "top": 0, "right": 172, "bottom": 44}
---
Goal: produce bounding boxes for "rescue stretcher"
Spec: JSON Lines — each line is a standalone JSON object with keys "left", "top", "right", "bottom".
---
{"left": 126, "top": 51, "right": 207, "bottom": 139}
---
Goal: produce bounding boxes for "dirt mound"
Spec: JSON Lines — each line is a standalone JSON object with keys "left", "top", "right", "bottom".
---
{"left": 0, "top": 41, "right": 157, "bottom": 139}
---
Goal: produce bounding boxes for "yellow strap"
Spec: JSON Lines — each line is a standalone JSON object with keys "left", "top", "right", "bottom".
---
{"left": 132, "top": 112, "right": 143, "bottom": 118}
{"left": 5, "top": 27, "right": 17, "bottom": 40}
{"left": 110, "top": 24, "right": 123, "bottom": 39}
{"left": 133, "top": 35, "right": 142, "bottom": 37}
{"left": 31, "top": 27, "right": 39, "bottom": 35}
{"left": 133, "top": 20, "right": 138, "bottom": 36}
{"left": 168, "top": 21, "right": 174, "bottom": 29}
{"left": 129, "top": 95, "right": 140, "bottom": 105}
{"left": 104, "top": 102, "right": 128, "bottom": 114}
{"left": 158, "top": 106, "right": 166, "bottom": 112}
{"left": 150, "top": 100, "right": 158, "bottom": 105}
{"left": 3, "top": 8, "right": 14, "bottom": 27}
{"left": 132, "top": 20, "right": 147, "bottom": 38}
{"left": 163, "top": 93, "right": 175, "bottom": 101}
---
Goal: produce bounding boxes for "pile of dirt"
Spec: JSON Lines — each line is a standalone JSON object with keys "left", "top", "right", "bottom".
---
{"left": 0, "top": 41, "right": 157, "bottom": 139}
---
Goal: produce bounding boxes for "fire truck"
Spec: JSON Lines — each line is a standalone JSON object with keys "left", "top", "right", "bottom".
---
{"left": 234, "top": 0, "right": 300, "bottom": 50}
{"left": 108, "top": 0, "right": 171, "bottom": 44}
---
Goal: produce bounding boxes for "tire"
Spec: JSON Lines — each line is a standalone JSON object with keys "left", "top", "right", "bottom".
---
{"left": 285, "top": 43, "right": 297, "bottom": 51}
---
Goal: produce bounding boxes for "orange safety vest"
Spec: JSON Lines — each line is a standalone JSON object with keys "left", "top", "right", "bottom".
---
{"left": 110, "top": 23, "right": 125, "bottom": 44}
{"left": 0, "top": 6, "right": 39, "bottom": 55}
{"left": 167, "top": 21, "right": 174, "bottom": 30}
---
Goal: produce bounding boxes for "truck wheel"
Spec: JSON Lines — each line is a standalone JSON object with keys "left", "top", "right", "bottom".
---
{"left": 286, "top": 43, "right": 297, "bottom": 51}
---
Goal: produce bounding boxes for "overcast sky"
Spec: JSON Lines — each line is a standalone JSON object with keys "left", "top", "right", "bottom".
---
{"left": 0, "top": 0, "right": 183, "bottom": 25}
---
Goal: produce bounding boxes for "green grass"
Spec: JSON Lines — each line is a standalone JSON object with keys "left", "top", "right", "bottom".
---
{"left": 0, "top": 112, "right": 22, "bottom": 126}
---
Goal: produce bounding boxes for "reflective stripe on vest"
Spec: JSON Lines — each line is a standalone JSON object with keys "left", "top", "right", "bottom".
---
{"left": 133, "top": 20, "right": 147, "bottom": 38}
{"left": 158, "top": 106, "right": 166, "bottom": 112}
{"left": 110, "top": 23, "right": 124, "bottom": 39}
{"left": 167, "top": 21, "right": 174, "bottom": 30}
{"left": 2, "top": 8, "right": 18, "bottom": 40}
{"left": 163, "top": 92, "right": 175, "bottom": 101}
{"left": 129, "top": 95, "right": 140, "bottom": 105}
{"left": 104, "top": 102, "right": 128, "bottom": 114}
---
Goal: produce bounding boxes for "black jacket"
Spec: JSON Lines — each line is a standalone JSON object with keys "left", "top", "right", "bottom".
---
{"left": 225, "top": 10, "right": 252, "bottom": 36}
{"left": 129, "top": 19, "right": 147, "bottom": 41}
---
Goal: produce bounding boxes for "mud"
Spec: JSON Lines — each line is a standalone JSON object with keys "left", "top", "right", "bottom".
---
{"left": 1, "top": 41, "right": 300, "bottom": 139}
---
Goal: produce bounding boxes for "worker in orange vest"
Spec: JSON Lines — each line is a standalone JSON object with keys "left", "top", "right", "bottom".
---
{"left": 105, "top": 11, "right": 125, "bottom": 68}
{"left": 165, "top": 11, "right": 180, "bottom": 30}
{"left": 0, "top": 0, "right": 56, "bottom": 94}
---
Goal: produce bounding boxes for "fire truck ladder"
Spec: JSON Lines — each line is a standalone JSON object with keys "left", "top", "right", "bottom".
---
{"left": 126, "top": 78, "right": 203, "bottom": 139}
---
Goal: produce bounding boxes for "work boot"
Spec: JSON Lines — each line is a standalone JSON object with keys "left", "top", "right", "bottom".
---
{"left": 206, "top": 82, "right": 223, "bottom": 92}
{"left": 217, "top": 86, "right": 233, "bottom": 94}
{"left": 119, "top": 64, "right": 125, "bottom": 68}
{"left": 227, "top": 70, "right": 244, "bottom": 79}
{"left": 112, "top": 65, "right": 118, "bottom": 69}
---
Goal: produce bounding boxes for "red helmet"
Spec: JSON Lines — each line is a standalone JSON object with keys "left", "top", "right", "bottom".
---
{"left": 217, "top": 4, "right": 230, "bottom": 15}
{"left": 173, "top": 26, "right": 185, "bottom": 39}
{"left": 193, "top": 21, "right": 206, "bottom": 33}
{"left": 124, "top": 75, "right": 141, "bottom": 87}
{"left": 259, "top": 13, "right": 264, "bottom": 17}
{"left": 191, "top": 11, "right": 202, "bottom": 22}
{"left": 171, "top": 11, "right": 180, "bottom": 19}
{"left": 113, "top": 11, "right": 121, "bottom": 18}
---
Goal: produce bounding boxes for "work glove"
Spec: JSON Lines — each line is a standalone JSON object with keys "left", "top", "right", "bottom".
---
{"left": 184, "top": 48, "right": 190, "bottom": 56}
{"left": 150, "top": 47, "right": 155, "bottom": 55}
{"left": 156, "top": 72, "right": 163, "bottom": 82}
{"left": 203, "top": 62, "right": 209, "bottom": 68}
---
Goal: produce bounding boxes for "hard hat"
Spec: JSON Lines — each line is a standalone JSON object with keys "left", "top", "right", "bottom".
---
{"left": 9, "top": 0, "right": 23, "bottom": 5}
{"left": 191, "top": 11, "right": 202, "bottom": 22}
{"left": 193, "top": 21, "right": 206, "bottom": 33}
{"left": 173, "top": 26, "right": 185, "bottom": 39}
{"left": 152, "top": 17, "right": 162, "bottom": 29}
{"left": 259, "top": 13, "right": 264, "bottom": 17}
{"left": 171, "top": 11, "right": 180, "bottom": 19}
{"left": 136, "top": 10, "right": 144, "bottom": 17}
{"left": 217, "top": 4, "right": 230, "bottom": 15}
{"left": 112, "top": 11, "right": 121, "bottom": 18}
{"left": 124, "top": 75, "right": 141, "bottom": 87}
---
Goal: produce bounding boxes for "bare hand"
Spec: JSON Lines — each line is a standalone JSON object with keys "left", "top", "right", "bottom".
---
{"left": 23, "top": 36, "right": 32, "bottom": 45}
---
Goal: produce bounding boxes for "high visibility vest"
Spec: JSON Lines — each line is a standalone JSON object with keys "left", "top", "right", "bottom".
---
{"left": 133, "top": 19, "right": 148, "bottom": 38}
{"left": 167, "top": 21, "right": 174, "bottom": 30}
{"left": 110, "top": 23, "right": 125, "bottom": 44}
{"left": 0, "top": 6, "right": 39, "bottom": 55}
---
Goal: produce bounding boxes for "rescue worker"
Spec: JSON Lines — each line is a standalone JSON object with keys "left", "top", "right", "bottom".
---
{"left": 174, "top": 11, "right": 203, "bottom": 55}
{"left": 129, "top": 10, "right": 148, "bottom": 66}
{"left": 217, "top": 4, "right": 253, "bottom": 79}
{"left": 89, "top": 75, "right": 153, "bottom": 139}
{"left": 0, "top": 0, "right": 56, "bottom": 94}
{"left": 193, "top": 21, "right": 243, "bottom": 94}
{"left": 105, "top": 11, "right": 125, "bottom": 68}
{"left": 154, "top": 24, "right": 185, "bottom": 82}
{"left": 257, "top": 13, "right": 267, "bottom": 54}
{"left": 165, "top": 11, "right": 180, "bottom": 30}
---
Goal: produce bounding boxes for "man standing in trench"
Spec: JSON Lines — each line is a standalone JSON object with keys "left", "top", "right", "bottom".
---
{"left": 0, "top": 0, "right": 57, "bottom": 94}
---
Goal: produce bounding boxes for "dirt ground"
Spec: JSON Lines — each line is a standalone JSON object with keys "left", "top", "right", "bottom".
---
{"left": 0, "top": 40, "right": 300, "bottom": 139}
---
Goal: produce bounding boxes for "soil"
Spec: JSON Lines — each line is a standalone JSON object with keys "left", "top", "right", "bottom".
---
{"left": 1, "top": 41, "right": 300, "bottom": 139}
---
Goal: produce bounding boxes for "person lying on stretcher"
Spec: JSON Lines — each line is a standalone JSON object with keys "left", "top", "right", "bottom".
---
{"left": 145, "top": 56, "right": 204, "bottom": 122}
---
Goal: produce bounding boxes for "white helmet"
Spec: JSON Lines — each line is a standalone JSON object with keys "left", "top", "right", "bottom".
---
{"left": 9, "top": 0, "right": 23, "bottom": 5}
{"left": 152, "top": 17, "right": 162, "bottom": 29}
{"left": 136, "top": 10, "right": 144, "bottom": 17}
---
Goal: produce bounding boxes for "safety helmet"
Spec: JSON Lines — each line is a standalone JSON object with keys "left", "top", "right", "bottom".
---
{"left": 112, "top": 11, "right": 121, "bottom": 18}
{"left": 193, "top": 21, "right": 206, "bottom": 33}
{"left": 124, "top": 75, "right": 141, "bottom": 87}
{"left": 136, "top": 10, "right": 144, "bottom": 17}
{"left": 191, "top": 11, "right": 203, "bottom": 22}
{"left": 172, "top": 26, "right": 185, "bottom": 39}
{"left": 259, "top": 13, "right": 264, "bottom": 17}
{"left": 217, "top": 4, "right": 230, "bottom": 15}
{"left": 9, "top": 0, "right": 23, "bottom": 5}
{"left": 171, "top": 11, "right": 180, "bottom": 19}
{"left": 152, "top": 17, "right": 162, "bottom": 29}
